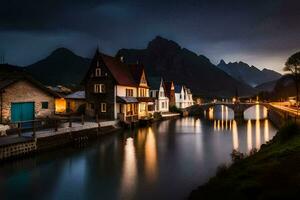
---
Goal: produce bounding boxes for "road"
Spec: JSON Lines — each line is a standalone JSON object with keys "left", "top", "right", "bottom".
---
{"left": 270, "top": 102, "right": 300, "bottom": 116}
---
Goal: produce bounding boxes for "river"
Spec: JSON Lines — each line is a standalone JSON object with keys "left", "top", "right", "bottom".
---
{"left": 0, "top": 105, "right": 277, "bottom": 200}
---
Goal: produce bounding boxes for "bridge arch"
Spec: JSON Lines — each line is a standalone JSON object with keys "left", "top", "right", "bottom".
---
{"left": 243, "top": 104, "right": 269, "bottom": 119}
{"left": 205, "top": 104, "right": 234, "bottom": 120}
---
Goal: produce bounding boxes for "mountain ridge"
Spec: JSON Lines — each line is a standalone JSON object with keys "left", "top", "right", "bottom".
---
{"left": 117, "top": 36, "right": 256, "bottom": 96}
{"left": 217, "top": 60, "right": 281, "bottom": 87}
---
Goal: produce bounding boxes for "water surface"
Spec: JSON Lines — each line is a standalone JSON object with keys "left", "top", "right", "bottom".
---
{"left": 0, "top": 105, "right": 277, "bottom": 200}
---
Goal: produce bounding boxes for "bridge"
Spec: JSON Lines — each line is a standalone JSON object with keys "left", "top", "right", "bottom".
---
{"left": 185, "top": 102, "right": 300, "bottom": 128}
{"left": 185, "top": 102, "right": 269, "bottom": 119}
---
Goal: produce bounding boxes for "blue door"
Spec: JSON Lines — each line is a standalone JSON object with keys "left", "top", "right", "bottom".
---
{"left": 11, "top": 102, "right": 35, "bottom": 123}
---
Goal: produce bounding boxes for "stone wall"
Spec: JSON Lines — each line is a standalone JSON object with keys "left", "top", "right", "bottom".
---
{"left": 1, "top": 80, "right": 55, "bottom": 123}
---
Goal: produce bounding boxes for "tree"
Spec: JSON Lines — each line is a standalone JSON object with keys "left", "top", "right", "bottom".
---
{"left": 284, "top": 51, "right": 300, "bottom": 107}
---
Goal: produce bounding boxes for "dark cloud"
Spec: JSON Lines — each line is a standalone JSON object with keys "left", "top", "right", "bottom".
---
{"left": 0, "top": 0, "right": 299, "bottom": 71}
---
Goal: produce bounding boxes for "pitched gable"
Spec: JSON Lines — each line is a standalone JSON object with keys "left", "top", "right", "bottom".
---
{"left": 82, "top": 50, "right": 136, "bottom": 87}
{"left": 129, "top": 63, "right": 149, "bottom": 88}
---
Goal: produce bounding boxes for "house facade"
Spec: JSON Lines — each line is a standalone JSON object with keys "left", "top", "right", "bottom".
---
{"left": 129, "top": 64, "right": 154, "bottom": 119}
{"left": 175, "top": 85, "right": 194, "bottom": 109}
{"left": 83, "top": 50, "right": 153, "bottom": 122}
{"left": 149, "top": 78, "right": 169, "bottom": 113}
{"left": 164, "top": 81, "right": 175, "bottom": 107}
{"left": 0, "top": 76, "right": 58, "bottom": 123}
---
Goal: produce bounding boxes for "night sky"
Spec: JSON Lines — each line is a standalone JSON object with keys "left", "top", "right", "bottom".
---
{"left": 0, "top": 0, "right": 299, "bottom": 72}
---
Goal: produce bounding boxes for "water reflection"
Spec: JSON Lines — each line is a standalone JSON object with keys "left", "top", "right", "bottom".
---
{"left": 208, "top": 107, "right": 214, "bottom": 120}
{"left": 145, "top": 127, "right": 157, "bottom": 182}
{"left": 255, "top": 105, "right": 261, "bottom": 149}
{"left": 264, "top": 119, "right": 270, "bottom": 142}
{"left": 0, "top": 106, "right": 278, "bottom": 200}
{"left": 232, "top": 120, "right": 239, "bottom": 150}
{"left": 209, "top": 104, "right": 275, "bottom": 152}
{"left": 247, "top": 120, "right": 252, "bottom": 151}
{"left": 120, "top": 137, "right": 137, "bottom": 199}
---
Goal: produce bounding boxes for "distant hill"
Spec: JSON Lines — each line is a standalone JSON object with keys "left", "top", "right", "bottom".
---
{"left": 255, "top": 80, "right": 277, "bottom": 92}
{"left": 0, "top": 64, "right": 26, "bottom": 78}
{"left": 117, "top": 36, "right": 256, "bottom": 97}
{"left": 272, "top": 74, "right": 298, "bottom": 99}
{"left": 217, "top": 60, "right": 281, "bottom": 87}
{"left": 26, "top": 48, "right": 91, "bottom": 87}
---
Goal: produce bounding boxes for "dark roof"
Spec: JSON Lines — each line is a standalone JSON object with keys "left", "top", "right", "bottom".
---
{"left": 83, "top": 50, "right": 137, "bottom": 87}
{"left": 137, "top": 97, "right": 155, "bottom": 102}
{"left": 0, "top": 67, "right": 60, "bottom": 97}
{"left": 128, "top": 63, "right": 149, "bottom": 87}
{"left": 117, "top": 96, "right": 138, "bottom": 104}
{"left": 175, "top": 84, "right": 183, "bottom": 93}
{"left": 65, "top": 91, "right": 85, "bottom": 99}
{"left": 102, "top": 54, "right": 137, "bottom": 86}
{"left": 164, "top": 81, "right": 174, "bottom": 97}
{"left": 148, "top": 76, "right": 161, "bottom": 90}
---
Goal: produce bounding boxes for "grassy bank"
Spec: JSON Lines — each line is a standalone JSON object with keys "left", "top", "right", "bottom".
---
{"left": 189, "top": 123, "right": 300, "bottom": 200}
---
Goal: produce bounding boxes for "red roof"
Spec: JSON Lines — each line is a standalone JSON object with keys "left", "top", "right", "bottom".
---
{"left": 83, "top": 50, "right": 151, "bottom": 88}
{"left": 101, "top": 54, "right": 137, "bottom": 86}
{"left": 164, "top": 81, "right": 174, "bottom": 97}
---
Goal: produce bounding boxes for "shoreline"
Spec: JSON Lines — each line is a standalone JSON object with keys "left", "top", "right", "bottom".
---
{"left": 0, "top": 113, "right": 180, "bottom": 163}
{"left": 188, "top": 123, "right": 300, "bottom": 200}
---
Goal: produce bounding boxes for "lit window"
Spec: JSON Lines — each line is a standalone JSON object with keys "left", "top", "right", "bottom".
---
{"left": 95, "top": 68, "right": 101, "bottom": 77}
{"left": 101, "top": 103, "right": 107, "bottom": 112}
{"left": 94, "top": 84, "right": 105, "bottom": 93}
{"left": 126, "top": 89, "right": 133, "bottom": 97}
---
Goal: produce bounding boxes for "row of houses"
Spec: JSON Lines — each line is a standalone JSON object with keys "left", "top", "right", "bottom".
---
{"left": 0, "top": 49, "right": 194, "bottom": 124}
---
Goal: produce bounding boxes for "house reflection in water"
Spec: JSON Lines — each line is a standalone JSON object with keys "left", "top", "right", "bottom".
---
{"left": 145, "top": 127, "right": 158, "bottom": 183}
{"left": 120, "top": 137, "right": 137, "bottom": 199}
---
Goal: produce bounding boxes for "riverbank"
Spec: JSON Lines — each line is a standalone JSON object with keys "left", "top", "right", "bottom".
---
{"left": 0, "top": 121, "right": 121, "bottom": 161}
{"left": 0, "top": 113, "right": 181, "bottom": 161}
{"left": 189, "top": 123, "right": 300, "bottom": 200}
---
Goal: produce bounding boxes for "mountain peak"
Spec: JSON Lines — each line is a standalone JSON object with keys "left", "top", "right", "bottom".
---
{"left": 49, "top": 48, "right": 76, "bottom": 58}
{"left": 147, "top": 36, "right": 181, "bottom": 52}
{"left": 219, "top": 59, "right": 226, "bottom": 65}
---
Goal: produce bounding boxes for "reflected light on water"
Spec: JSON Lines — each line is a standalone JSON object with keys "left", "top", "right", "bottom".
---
{"left": 232, "top": 120, "right": 239, "bottom": 150}
{"left": 264, "top": 119, "right": 270, "bottom": 142}
{"left": 208, "top": 108, "right": 214, "bottom": 120}
{"left": 120, "top": 137, "right": 137, "bottom": 199}
{"left": 247, "top": 120, "right": 252, "bottom": 151}
{"left": 213, "top": 120, "right": 216, "bottom": 131}
{"left": 255, "top": 105, "right": 261, "bottom": 149}
{"left": 145, "top": 127, "right": 158, "bottom": 183}
{"left": 263, "top": 107, "right": 268, "bottom": 118}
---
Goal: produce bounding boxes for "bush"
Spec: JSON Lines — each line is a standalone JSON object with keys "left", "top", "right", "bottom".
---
{"left": 231, "top": 150, "right": 245, "bottom": 162}
{"left": 249, "top": 148, "right": 258, "bottom": 156}
{"left": 77, "top": 104, "right": 86, "bottom": 115}
{"left": 153, "top": 112, "right": 162, "bottom": 120}
{"left": 277, "top": 122, "right": 300, "bottom": 142}
{"left": 216, "top": 164, "right": 228, "bottom": 177}
{"left": 169, "top": 105, "right": 182, "bottom": 114}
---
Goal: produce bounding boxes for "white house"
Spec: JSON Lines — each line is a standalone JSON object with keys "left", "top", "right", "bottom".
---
{"left": 149, "top": 77, "right": 169, "bottom": 113}
{"left": 175, "top": 85, "right": 194, "bottom": 109}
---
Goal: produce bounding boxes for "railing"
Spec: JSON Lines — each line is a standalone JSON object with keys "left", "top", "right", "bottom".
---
{"left": 6, "top": 114, "right": 96, "bottom": 138}
{"left": 125, "top": 115, "right": 138, "bottom": 122}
